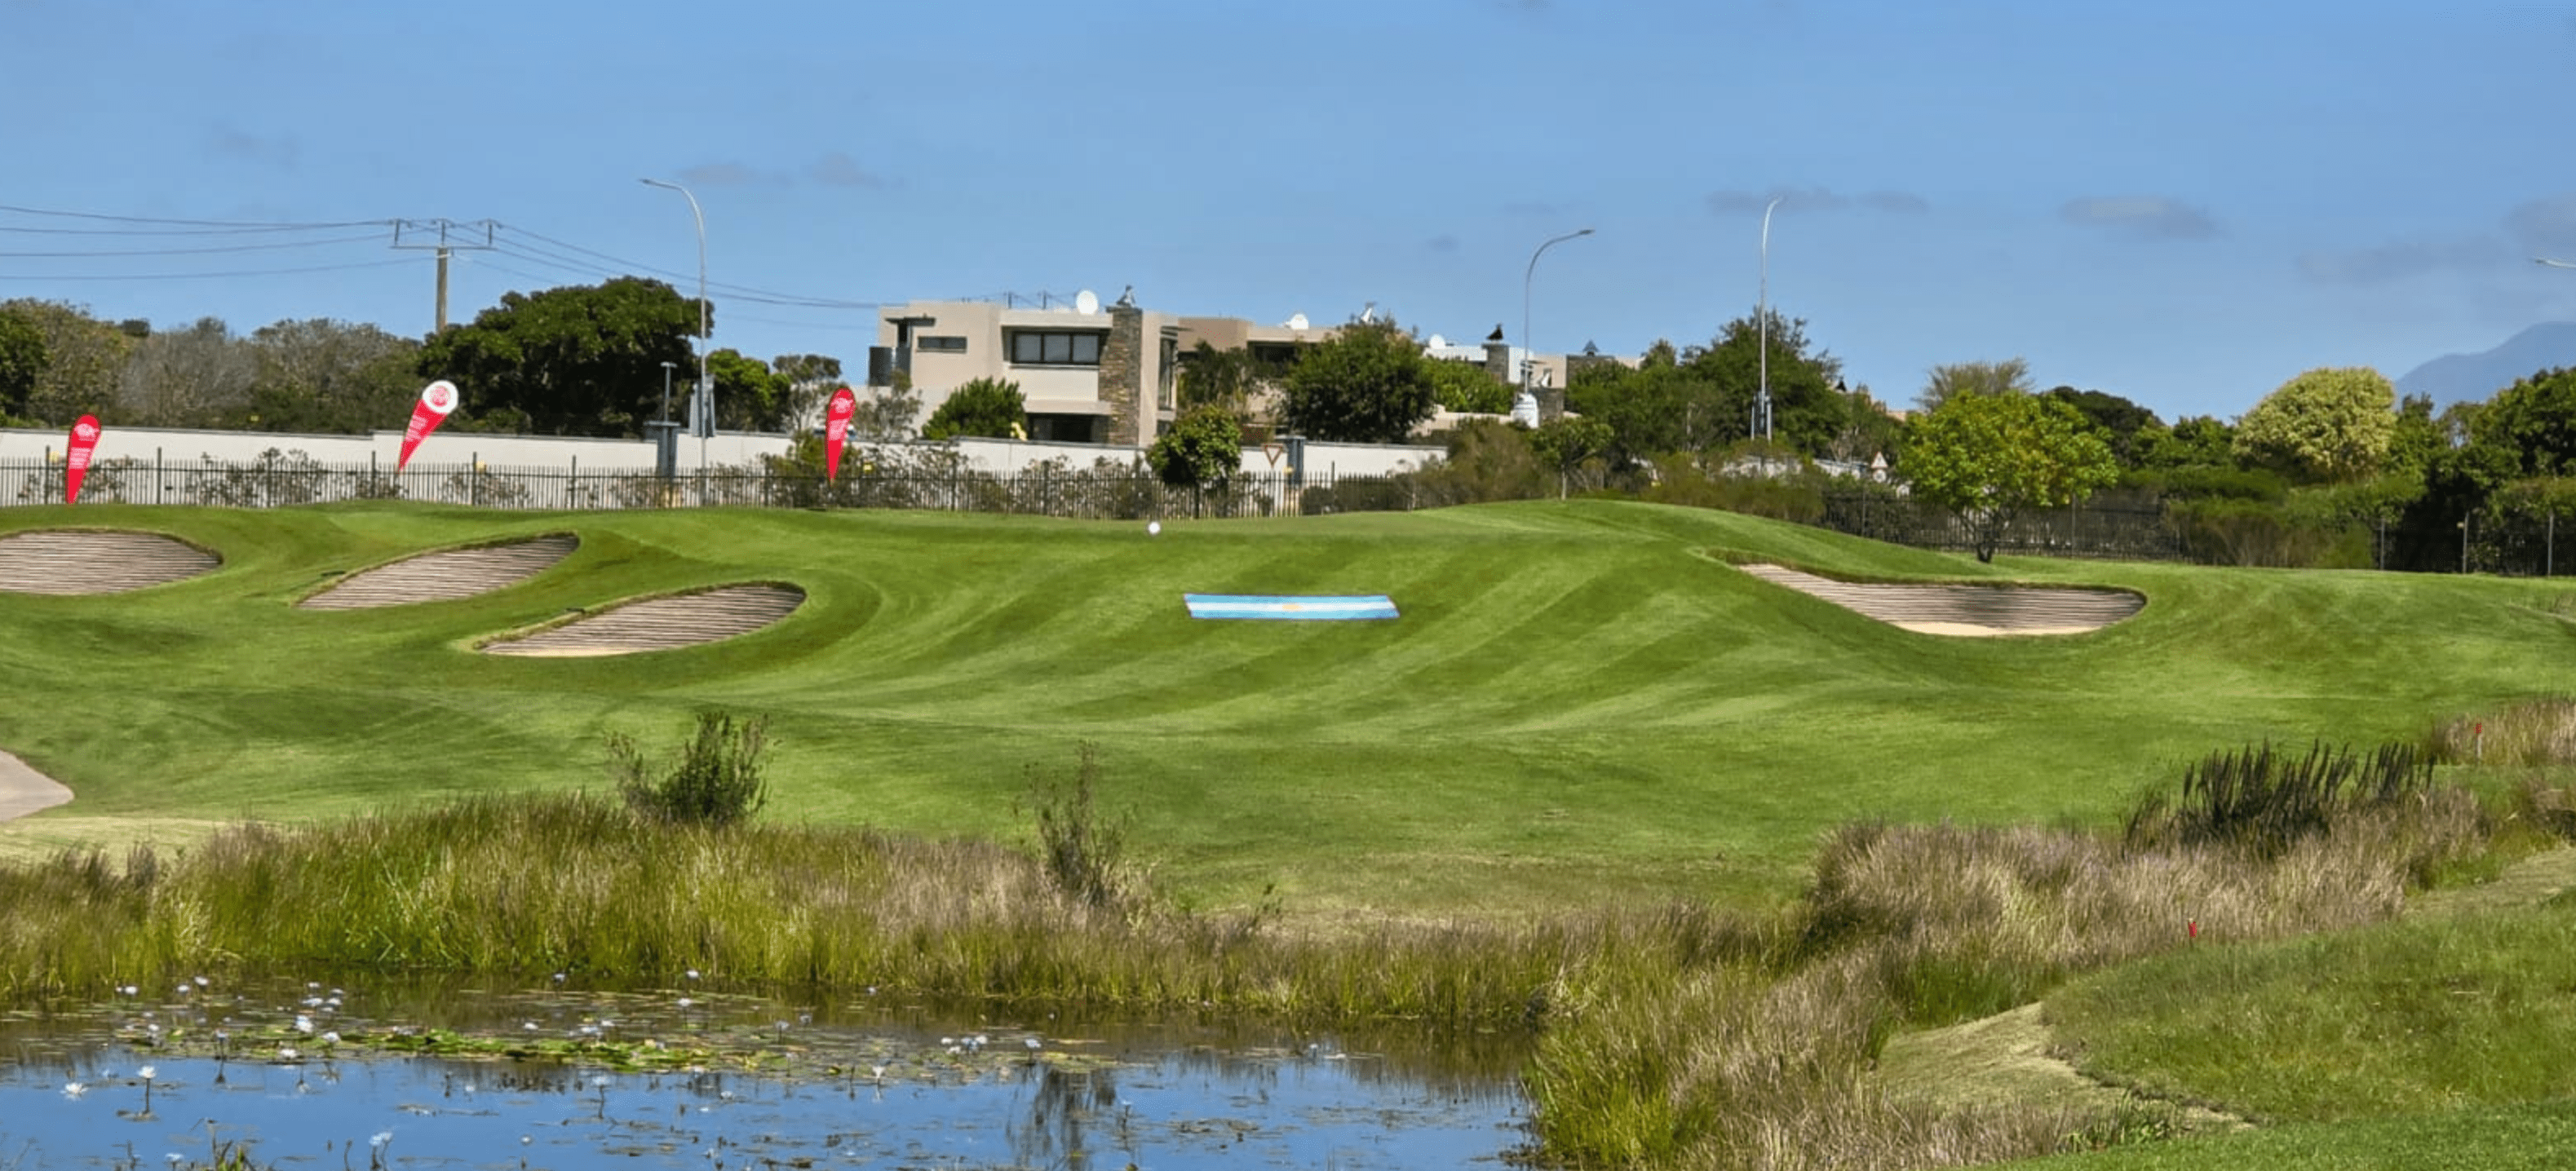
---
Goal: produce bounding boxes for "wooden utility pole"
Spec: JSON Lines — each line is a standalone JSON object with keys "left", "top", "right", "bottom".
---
{"left": 392, "top": 219, "right": 495, "bottom": 332}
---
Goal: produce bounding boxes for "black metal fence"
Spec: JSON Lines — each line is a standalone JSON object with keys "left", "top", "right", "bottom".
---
{"left": 1817, "top": 484, "right": 2189, "bottom": 562}
{"left": 0, "top": 451, "right": 1416, "bottom": 521}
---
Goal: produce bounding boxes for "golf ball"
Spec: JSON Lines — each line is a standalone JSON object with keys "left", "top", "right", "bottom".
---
{"left": 1148, "top": 521, "right": 1162, "bottom": 536}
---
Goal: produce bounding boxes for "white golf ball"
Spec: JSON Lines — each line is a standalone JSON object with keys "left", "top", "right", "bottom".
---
{"left": 1148, "top": 521, "right": 1162, "bottom": 536}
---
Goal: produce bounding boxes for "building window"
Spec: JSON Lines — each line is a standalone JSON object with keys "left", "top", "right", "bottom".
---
{"left": 1157, "top": 337, "right": 1178, "bottom": 410}
{"left": 918, "top": 335, "right": 967, "bottom": 353}
{"left": 1008, "top": 330, "right": 1104, "bottom": 366}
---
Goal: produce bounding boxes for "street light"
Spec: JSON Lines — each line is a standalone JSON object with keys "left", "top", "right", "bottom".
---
{"left": 1755, "top": 196, "right": 1783, "bottom": 444}
{"left": 1523, "top": 228, "right": 1595, "bottom": 418}
{"left": 639, "top": 178, "right": 709, "bottom": 462}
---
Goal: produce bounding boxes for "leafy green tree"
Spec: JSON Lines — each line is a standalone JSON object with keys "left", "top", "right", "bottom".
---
{"left": 2233, "top": 366, "right": 2397, "bottom": 483}
{"left": 1148, "top": 404, "right": 1243, "bottom": 515}
{"left": 1919, "top": 358, "right": 2034, "bottom": 412}
{"left": 707, "top": 348, "right": 796, "bottom": 432}
{"left": 849, "top": 371, "right": 922, "bottom": 441}
{"left": 1277, "top": 317, "right": 1436, "bottom": 444}
{"left": 1903, "top": 389, "right": 2120, "bottom": 562}
{"left": 1682, "top": 309, "right": 1847, "bottom": 457}
{"left": 2043, "top": 387, "right": 2162, "bottom": 468}
{"left": 1529, "top": 414, "right": 1613, "bottom": 498}
{"left": 0, "top": 298, "right": 135, "bottom": 425}
{"left": 1566, "top": 360, "right": 1727, "bottom": 466}
{"left": 416, "top": 277, "right": 700, "bottom": 436}
{"left": 2468, "top": 368, "right": 2576, "bottom": 477}
{"left": 770, "top": 352, "right": 843, "bottom": 430}
{"left": 2140, "top": 415, "right": 2237, "bottom": 470}
{"left": 1175, "top": 341, "right": 1269, "bottom": 415}
{"left": 1425, "top": 358, "right": 1512, "bottom": 414}
{"left": 239, "top": 318, "right": 420, "bottom": 433}
{"left": 921, "top": 377, "right": 1028, "bottom": 440}
{"left": 0, "top": 312, "right": 45, "bottom": 424}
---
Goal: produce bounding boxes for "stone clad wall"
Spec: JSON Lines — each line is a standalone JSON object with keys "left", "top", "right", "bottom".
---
{"left": 1100, "top": 305, "right": 1144, "bottom": 446}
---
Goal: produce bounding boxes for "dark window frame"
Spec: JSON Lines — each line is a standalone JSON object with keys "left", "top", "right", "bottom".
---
{"left": 1007, "top": 329, "right": 1107, "bottom": 368}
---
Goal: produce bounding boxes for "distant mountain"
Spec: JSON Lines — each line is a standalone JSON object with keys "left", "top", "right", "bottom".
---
{"left": 2395, "top": 322, "right": 2576, "bottom": 408}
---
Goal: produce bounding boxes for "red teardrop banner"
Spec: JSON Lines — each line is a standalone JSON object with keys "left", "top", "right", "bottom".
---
{"left": 398, "top": 380, "right": 459, "bottom": 471}
{"left": 64, "top": 414, "right": 102, "bottom": 506}
{"left": 824, "top": 386, "right": 858, "bottom": 483}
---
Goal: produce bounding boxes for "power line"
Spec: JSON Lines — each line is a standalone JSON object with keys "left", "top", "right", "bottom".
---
{"left": 0, "top": 232, "right": 390, "bottom": 259}
{"left": 0, "top": 257, "right": 423, "bottom": 281}
{"left": 0, "top": 201, "right": 383, "bottom": 230}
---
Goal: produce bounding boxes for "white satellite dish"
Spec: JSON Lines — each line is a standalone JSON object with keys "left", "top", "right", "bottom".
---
{"left": 1286, "top": 312, "right": 1310, "bottom": 330}
{"left": 1073, "top": 289, "right": 1100, "bottom": 316}
{"left": 1427, "top": 334, "right": 1447, "bottom": 349}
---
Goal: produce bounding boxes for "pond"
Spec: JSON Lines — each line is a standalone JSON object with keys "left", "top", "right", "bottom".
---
{"left": 0, "top": 977, "right": 1533, "bottom": 1169}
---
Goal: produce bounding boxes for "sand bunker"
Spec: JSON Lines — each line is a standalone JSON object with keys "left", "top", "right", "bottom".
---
{"left": 299, "top": 534, "right": 578, "bottom": 610}
{"left": 0, "top": 749, "right": 72, "bottom": 821}
{"left": 481, "top": 584, "right": 805, "bottom": 657}
{"left": 0, "top": 530, "right": 219, "bottom": 594}
{"left": 1738, "top": 563, "right": 2142, "bottom": 636}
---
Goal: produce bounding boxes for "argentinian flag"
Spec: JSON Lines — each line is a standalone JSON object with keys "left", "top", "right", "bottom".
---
{"left": 1184, "top": 594, "right": 1400, "bottom": 621}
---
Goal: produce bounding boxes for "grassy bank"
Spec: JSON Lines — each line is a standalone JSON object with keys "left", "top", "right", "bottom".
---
{"left": 3, "top": 499, "right": 2570, "bottom": 915}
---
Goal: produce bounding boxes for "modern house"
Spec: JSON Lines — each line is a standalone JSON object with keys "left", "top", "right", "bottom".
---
{"left": 870, "top": 292, "right": 1605, "bottom": 445}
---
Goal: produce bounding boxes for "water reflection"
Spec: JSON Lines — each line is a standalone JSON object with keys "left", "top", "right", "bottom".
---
{"left": 0, "top": 979, "right": 1529, "bottom": 1169}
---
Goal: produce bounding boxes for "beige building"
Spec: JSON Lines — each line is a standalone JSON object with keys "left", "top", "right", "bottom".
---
{"left": 872, "top": 294, "right": 1604, "bottom": 444}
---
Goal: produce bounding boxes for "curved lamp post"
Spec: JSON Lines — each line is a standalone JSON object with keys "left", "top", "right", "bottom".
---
{"left": 640, "top": 178, "right": 709, "bottom": 457}
{"left": 1523, "top": 228, "right": 1595, "bottom": 417}
{"left": 1755, "top": 196, "right": 1783, "bottom": 444}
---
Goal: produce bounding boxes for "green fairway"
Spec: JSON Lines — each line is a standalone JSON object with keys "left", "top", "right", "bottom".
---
{"left": 2, "top": 498, "right": 2568, "bottom": 914}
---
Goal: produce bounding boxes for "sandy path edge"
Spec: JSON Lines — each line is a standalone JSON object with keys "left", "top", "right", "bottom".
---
{"left": 0, "top": 749, "right": 73, "bottom": 820}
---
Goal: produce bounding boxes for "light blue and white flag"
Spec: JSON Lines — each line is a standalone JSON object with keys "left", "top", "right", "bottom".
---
{"left": 1184, "top": 594, "right": 1399, "bottom": 621}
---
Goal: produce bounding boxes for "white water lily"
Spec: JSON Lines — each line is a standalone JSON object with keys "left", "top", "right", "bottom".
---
{"left": 137, "top": 1065, "right": 156, "bottom": 1081}
{"left": 61, "top": 1081, "right": 86, "bottom": 1098}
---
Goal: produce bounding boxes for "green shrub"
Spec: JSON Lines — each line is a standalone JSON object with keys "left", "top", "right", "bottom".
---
{"left": 1019, "top": 742, "right": 1130, "bottom": 908}
{"left": 2124, "top": 740, "right": 2434, "bottom": 858}
{"left": 608, "top": 711, "right": 770, "bottom": 827}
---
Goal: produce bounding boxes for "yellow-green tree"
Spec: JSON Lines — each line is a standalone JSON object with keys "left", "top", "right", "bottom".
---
{"left": 2233, "top": 367, "right": 2397, "bottom": 483}
{"left": 1904, "top": 390, "right": 2119, "bottom": 562}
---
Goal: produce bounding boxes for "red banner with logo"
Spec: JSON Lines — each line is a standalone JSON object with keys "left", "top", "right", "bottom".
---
{"left": 64, "top": 414, "right": 102, "bottom": 506}
{"left": 823, "top": 386, "right": 857, "bottom": 482}
{"left": 398, "top": 380, "right": 460, "bottom": 471}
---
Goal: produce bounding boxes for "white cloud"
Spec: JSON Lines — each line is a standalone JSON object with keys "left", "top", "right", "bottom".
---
{"left": 2059, "top": 196, "right": 2220, "bottom": 241}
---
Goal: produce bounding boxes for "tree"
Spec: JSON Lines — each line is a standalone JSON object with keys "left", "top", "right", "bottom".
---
{"left": 1529, "top": 414, "right": 1613, "bottom": 498}
{"left": 1148, "top": 404, "right": 1242, "bottom": 515}
{"left": 2468, "top": 367, "right": 2576, "bottom": 478}
{"left": 241, "top": 318, "right": 420, "bottom": 434}
{"left": 1277, "top": 316, "right": 1436, "bottom": 444}
{"left": 0, "top": 298, "right": 135, "bottom": 425}
{"left": 1903, "top": 390, "right": 2120, "bottom": 563}
{"left": 1919, "top": 358, "right": 2034, "bottom": 413}
{"left": 769, "top": 352, "right": 843, "bottom": 431}
{"left": 1682, "top": 309, "right": 1847, "bottom": 457}
{"left": 415, "top": 277, "right": 700, "bottom": 436}
{"left": 848, "top": 372, "right": 923, "bottom": 441}
{"left": 2233, "top": 366, "right": 2397, "bottom": 483}
{"left": 119, "top": 316, "right": 255, "bottom": 427}
{"left": 0, "top": 312, "right": 45, "bottom": 424}
{"left": 2140, "top": 415, "right": 2236, "bottom": 470}
{"left": 2043, "top": 387, "right": 2162, "bottom": 468}
{"left": 921, "top": 377, "right": 1027, "bottom": 440}
{"left": 1426, "top": 358, "right": 1511, "bottom": 414}
{"left": 1175, "top": 341, "right": 1267, "bottom": 415}
{"left": 707, "top": 348, "right": 795, "bottom": 432}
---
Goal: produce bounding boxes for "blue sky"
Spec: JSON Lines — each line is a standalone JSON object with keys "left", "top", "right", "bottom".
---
{"left": 5, "top": 0, "right": 2574, "bottom": 422}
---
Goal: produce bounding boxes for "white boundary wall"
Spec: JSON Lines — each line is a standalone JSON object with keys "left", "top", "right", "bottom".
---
{"left": 0, "top": 426, "right": 1442, "bottom": 479}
